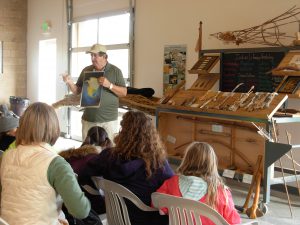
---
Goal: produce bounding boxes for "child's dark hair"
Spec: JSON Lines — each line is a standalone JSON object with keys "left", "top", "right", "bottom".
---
{"left": 82, "top": 126, "right": 112, "bottom": 148}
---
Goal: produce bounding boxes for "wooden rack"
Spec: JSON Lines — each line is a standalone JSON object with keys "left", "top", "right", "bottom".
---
{"left": 156, "top": 89, "right": 294, "bottom": 203}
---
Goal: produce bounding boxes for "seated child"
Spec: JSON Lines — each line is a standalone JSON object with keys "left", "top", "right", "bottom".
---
{"left": 79, "top": 111, "right": 174, "bottom": 225}
{"left": 0, "top": 104, "right": 19, "bottom": 151}
{"left": 156, "top": 141, "right": 241, "bottom": 225}
{"left": 60, "top": 126, "right": 113, "bottom": 214}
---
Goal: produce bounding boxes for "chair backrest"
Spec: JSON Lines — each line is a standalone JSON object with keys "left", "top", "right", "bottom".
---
{"left": 93, "top": 177, "right": 157, "bottom": 225}
{"left": 0, "top": 217, "right": 9, "bottom": 225}
{"left": 151, "top": 192, "right": 230, "bottom": 225}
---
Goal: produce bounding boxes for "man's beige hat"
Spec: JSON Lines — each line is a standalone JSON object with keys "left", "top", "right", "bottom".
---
{"left": 86, "top": 44, "right": 107, "bottom": 54}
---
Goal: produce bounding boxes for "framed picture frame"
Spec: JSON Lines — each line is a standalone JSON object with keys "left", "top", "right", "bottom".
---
{"left": 278, "top": 76, "right": 300, "bottom": 94}
{"left": 0, "top": 41, "right": 3, "bottom": 74}
{"left": 80, "top": 71, "right": 104, "bottom": 108}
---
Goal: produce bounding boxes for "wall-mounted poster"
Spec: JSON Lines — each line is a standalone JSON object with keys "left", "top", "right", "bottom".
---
{"left": 163, "top": 45, "right": 186, "bottom": 94}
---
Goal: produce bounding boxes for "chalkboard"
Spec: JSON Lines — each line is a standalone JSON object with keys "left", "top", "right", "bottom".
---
{"left": 221, "top": 52, "right": 285, "bottom": 93}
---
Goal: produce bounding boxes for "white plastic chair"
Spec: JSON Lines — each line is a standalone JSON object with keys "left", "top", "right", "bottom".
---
{"left": 80, "top": 180, "right": 107, "bottom": 224}
{"left": 93, "top": 177, "right": 157, "bottom": 225}
{"left": 151, "top": 192, "right": 258, "bottom": 225}
{"left": 74, "top": 174, "right": 107, "bottom": 224}
{"left": 0, "top": 217, "right": 9, "bottom": 225}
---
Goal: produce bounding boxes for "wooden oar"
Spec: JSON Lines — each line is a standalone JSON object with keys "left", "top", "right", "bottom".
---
{"left": 242, "top": 155, "right": 262, "bottom": 213}
{"left": 246, "top": 172, "right": 263, "bottom": 219}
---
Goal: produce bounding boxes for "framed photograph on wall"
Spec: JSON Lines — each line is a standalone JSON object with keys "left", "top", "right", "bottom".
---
{"left": 0, "top": 41, "right": 3, "bottom": 74}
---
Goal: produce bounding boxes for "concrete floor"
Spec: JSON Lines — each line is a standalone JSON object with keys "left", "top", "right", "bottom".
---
{"left": 227, "top": 179, "right": 300, "bottom": 225}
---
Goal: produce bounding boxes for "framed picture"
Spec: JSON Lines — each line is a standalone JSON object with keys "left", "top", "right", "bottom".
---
{"left": 80, "top": 71, "right": 104, "bottom": 107}
{"left": 278, "top": 76, "right": 300, "bottom": 94}
{"left": 0, "top": 41, "right": 3, "bottom": 74}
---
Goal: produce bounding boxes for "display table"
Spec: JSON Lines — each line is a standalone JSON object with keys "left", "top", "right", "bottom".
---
{"left": 156, "top": 89, "right": 298, "bottom": 203}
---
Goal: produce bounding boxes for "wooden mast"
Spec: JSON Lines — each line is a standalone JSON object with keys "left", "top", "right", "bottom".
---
{"left": 195, "top": 21, "right": 203, "bottom": 56}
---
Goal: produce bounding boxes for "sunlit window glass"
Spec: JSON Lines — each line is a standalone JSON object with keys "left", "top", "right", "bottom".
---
{"left": 39, "top": 39, "right": 56, "bottom": 104}
{"left": 98, "top": 13, "right": 129, "bottom": 45}
{"left": 107, "top": 49, "right": 129, "bottom": 79}
{"left": 71, "top": 52, "right": 91, "bottom": 78}
{"left": 72, "top": 19, "right": 98, "bottom": 47}
{"left": 70, "top": 110, "right": 83, "bottom": 140}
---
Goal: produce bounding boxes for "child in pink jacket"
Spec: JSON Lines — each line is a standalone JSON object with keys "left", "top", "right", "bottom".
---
{"left": 156, "top": 141, "right": 241, "bottom": 225}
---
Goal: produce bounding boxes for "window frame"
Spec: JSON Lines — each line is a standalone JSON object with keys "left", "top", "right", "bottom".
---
{"left": 71, "top": 10, "right": 132, "bottom": 85}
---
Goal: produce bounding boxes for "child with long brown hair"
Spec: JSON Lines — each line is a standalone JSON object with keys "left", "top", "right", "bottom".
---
{"left": 156, "top": 141, "right": 241, "bottom": 225}
{"left": 79, "top": 110, "right": 174, "bottom": 225}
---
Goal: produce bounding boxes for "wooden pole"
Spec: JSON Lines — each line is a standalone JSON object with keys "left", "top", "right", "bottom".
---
{"left": 278, "top": 158, "right": 293, "bottom": 217}
{"left": 242, "top": 155, "right": 263, "bottom": 213}
{"left": 272, "top": 119, "right": 293, "bottom": 217}
{"left": 249, "top": 172, "right": 262, "bottom": 219}
{"left": 285, "top": 130, "right": 300, "bottom": 196}
{"left": 195, "top": 21, "right": 202, "bottom": 54}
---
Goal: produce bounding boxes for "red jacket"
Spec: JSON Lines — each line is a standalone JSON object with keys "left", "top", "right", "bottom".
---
{"left": 156, "top": 175, "right": 241, "bottom": 225}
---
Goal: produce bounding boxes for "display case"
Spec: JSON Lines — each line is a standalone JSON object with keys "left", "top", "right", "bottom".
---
{"left": 156, "top": 89, "right": 293, "bottom": 203}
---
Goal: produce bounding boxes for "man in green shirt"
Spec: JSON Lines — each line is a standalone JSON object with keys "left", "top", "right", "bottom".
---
{"left": 63, "top": 44, "right": 127, "bottom": 141}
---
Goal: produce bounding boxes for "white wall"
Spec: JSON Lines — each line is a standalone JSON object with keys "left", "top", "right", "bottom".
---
{"left": 26, "top": 0, "right": 300, "bottom": 191}
{"left": 27, "top": 0, "right": 68, "bottom": 102}
{"left": 73, "top": 0, "right": 130, "bottom": 20}
{"left": 27, "top": 0, "right": 132, "bottom": 134}
{"left": 27, "top": 0, "right": 68, "bottom": 132}
{"left": 133, "top": 0, "right": 300, "bottom": 189}
{"left": 134, "top": 0, "right": 300, "bottom": 96}
{"left": 27, "top": 0, "right": 300, "bottom": 99}
{"left": 27, "top": 0, "right": 300, "bottom": 132}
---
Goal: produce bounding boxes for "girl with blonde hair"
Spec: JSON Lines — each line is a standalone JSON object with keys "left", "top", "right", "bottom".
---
{"left": 0, "top": 102, "right": 90, "bottom": 225}
{"left": 156, "top": 141, "right": 241, "bottom": 225}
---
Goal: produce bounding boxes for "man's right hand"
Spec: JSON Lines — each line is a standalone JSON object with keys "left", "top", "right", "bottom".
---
{"left": 61, "top": 73, "right": 80, "bottom": 94}
{"left": 62, "top": 73, "right": 72, "bottom": 84}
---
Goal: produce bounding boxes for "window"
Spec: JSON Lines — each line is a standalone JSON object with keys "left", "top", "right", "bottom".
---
{"left": 38, "top": 39, "right": 56, "bottom": 104}
{"left": 71, "top": 12, "right": 130, "bottom": 81}
{"left": 70, "top": 12, "right": 131, "bottom": 140}
{"left": 72, "top": 19, "right": 98, "bottom": 48}
{"left": 98, "top": 14, "right": 130, "bottom": 45}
